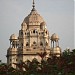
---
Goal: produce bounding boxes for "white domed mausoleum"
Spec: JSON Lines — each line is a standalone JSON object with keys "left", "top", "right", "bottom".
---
{"left": 7, "top": 0, "right": 61, "bottom": 68}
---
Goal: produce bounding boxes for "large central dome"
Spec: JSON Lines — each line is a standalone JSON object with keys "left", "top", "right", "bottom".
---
{"left": 23, "top": 1, "right": 45, "bottom": 26}
{"left": 24, "top": 10, "right": 44, "bottom": 25}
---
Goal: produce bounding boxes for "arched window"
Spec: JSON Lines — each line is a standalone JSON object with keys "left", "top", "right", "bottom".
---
{"left": 40, "top": 42, "right": 43, "bottom": 46}
{"left": 33, "top": 47, "right": 36, "bottom": 49}
{"left": 46, "top": 42, "right": 48, "bottom": 46}
{"left": 25, "top": 33, "right": 26, "bottom": 35}
{"left": 33, "top": 41, "right": 36, "bottom": 44}
{"left": 46, "top": 31, "right": 47, "bottom": 34}
{"left": 26, "top": 42, "right": 29, "bottom": 46}
{"left": 36, "top": 31, "right": 37, "bottom": 33}
{"left": 33, "top": 30, "right": 36, "bottom": 33}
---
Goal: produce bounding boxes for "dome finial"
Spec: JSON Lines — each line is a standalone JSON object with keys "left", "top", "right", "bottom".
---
{"left": 32, "top": 0, "right": 35, "bottom": 11}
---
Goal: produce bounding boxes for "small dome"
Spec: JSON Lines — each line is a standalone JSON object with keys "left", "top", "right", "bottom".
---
{"left": 10, "top": 34, "right": 17, "bottom": 40}
{"left": 21, "top": 22, "right": 27, "bottom": 30}
{"left": 21, "top": 22, "right": 27, "bottom": 26}
{"left": 40, "top": 22, "right": 46, "bottom": 26}
{"left": 51, "top": 33, "right": 59, "bottom": 41}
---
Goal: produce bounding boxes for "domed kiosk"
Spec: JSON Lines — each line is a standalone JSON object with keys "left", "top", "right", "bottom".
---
{"left": 50, "top": 33, "right": 61, "bottom": 57}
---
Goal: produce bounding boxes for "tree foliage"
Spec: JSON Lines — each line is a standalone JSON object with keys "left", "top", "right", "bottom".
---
{"left": 0, "top": 49, "right": 75, "bottom": 75}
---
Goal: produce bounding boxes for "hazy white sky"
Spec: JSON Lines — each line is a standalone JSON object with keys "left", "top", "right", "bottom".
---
{"left": 0, "top": 0, "right": 74, "bottom": 62}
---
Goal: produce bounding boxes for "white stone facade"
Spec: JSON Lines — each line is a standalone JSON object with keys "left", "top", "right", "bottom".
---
{"left": 7, "top": 1, "right": 61, "bottom": 68}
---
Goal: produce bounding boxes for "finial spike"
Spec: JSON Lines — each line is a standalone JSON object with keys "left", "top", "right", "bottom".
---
{"left": 33, "top": 0, "right": 35, "bottom": 4}
{"left": 32, "top": 0, "right": 35, "bottom": 11}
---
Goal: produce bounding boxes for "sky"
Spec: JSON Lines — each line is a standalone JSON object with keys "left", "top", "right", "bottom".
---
{"left": 0, "top": 0, "right": 74, "bottom": 63}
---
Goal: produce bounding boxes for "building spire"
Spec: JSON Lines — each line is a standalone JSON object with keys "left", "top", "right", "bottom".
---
{"left": 32, "top": 0, "right": 35, "bottom": 11}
